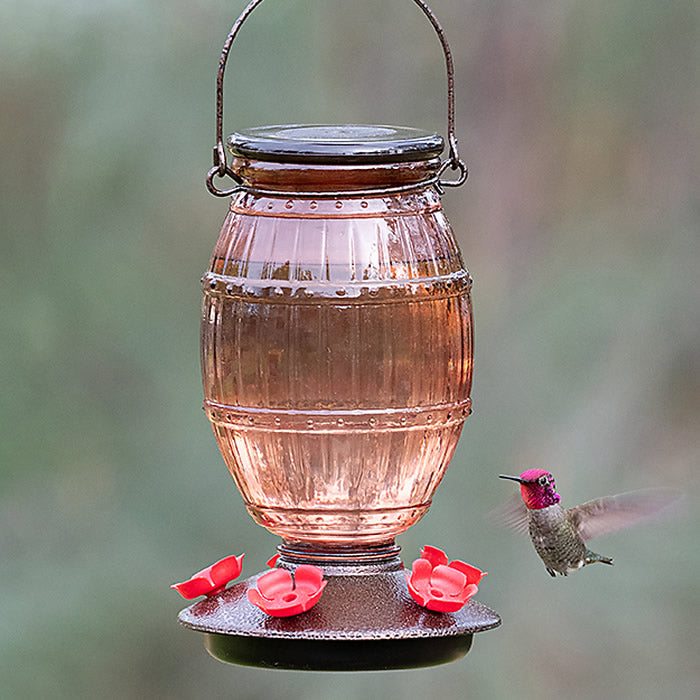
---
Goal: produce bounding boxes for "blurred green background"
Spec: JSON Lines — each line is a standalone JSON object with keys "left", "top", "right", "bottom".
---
{"left": 2, "top": 0, "right": 699, "bottom": 697}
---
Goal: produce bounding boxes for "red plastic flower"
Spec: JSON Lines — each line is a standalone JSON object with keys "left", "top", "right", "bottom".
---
{"left": 406, "top": 545, "right": 486, "bottom": 613}
{"left": 247, "top": 565, "right": 327, "bottom": 617}
{"left": 171, "top": 553, "right": 245, "bottom": 599}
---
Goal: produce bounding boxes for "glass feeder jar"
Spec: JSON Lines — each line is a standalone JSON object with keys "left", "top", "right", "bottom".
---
{"left": 201, "top": 124, "right": 473, "bottom": 551}
{"left": 178, "top": 0, "right": 500, "bottom": 671}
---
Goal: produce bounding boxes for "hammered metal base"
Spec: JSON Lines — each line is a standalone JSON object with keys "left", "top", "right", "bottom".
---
{"left": 177, "top": 549, "right": 501, "bottom": 671}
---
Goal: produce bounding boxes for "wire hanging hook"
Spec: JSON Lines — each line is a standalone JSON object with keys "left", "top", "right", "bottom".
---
{"left": 208, "top": 0, "right": 467, "bottom": 196}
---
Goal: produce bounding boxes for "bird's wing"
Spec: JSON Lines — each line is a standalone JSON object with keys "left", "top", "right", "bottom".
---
{"left": 570, "top": 488, "right": 683, "bottom": 541}
{"left": 488, "top": 492, "right": 530, "bottom": 535}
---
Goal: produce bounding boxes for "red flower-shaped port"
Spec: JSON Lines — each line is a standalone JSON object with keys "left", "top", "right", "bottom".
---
{"left": 406, "top": 545, "right": 486, "bottom": 613}
{"left": 247, "top": 565, "right": 327, "bottom": 617}
{"left": 171, "top": 553, "right": 245, "bottom": 599}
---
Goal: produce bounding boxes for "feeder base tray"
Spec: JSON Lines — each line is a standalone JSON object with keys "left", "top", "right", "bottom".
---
{"left": 178, "top": 549, "right": 500, "bottom": 671}
{"left": 204, "top": 630, "right": 473, "bottom": 671}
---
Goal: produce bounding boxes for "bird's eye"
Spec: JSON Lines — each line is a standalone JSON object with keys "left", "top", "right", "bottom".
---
{"left": 538, "top": 476, "right": 548, "bottom": 486}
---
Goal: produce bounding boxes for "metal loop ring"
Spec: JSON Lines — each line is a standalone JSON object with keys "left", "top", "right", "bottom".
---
{"left": 206, "top": 166, "right": 244, "bottom": 198}
{"left": 437, "top": 158, "right": 468, "bottom": 190}
{"left": 210, "top": 0, "right": 467, "bottom": 195}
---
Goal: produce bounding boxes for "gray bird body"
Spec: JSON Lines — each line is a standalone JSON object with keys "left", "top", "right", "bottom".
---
{"left": 527, "top": 503, "right": 612, "bottom": 577}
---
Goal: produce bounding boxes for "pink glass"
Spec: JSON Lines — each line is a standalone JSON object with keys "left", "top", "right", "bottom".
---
{"left": 201, "top": 156, "right": 473, "bottom": 546}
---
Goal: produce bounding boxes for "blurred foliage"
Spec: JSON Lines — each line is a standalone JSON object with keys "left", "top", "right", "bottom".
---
{"left": 1, "top": 0, "right": 699, "bottom": 698}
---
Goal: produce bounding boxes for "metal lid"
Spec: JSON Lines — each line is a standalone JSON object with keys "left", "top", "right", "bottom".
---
{"left": 227, "top": 124, "right": 444, "bottom": 165}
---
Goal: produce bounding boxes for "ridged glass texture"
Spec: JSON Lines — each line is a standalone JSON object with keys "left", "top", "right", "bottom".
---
{"left": 201, "top": 187, "right": 473, "bottom": 545}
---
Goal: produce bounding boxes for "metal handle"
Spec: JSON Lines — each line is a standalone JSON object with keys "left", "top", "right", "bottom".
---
{"left": 207, "top": 0, "right": 468, "bottom": 196}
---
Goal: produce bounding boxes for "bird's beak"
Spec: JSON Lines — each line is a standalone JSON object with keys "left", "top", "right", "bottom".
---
{"left": 499, "top": 474, "right": 524, "bottom": 484}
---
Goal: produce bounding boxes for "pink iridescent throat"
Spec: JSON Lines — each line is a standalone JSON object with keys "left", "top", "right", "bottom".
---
{"left": 521, "top": 484, "right": 561, "bottom": 510}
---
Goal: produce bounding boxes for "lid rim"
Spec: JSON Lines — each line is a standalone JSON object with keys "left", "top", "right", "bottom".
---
{"left": 227, "top": 124, "right": 445, "bottom": 164}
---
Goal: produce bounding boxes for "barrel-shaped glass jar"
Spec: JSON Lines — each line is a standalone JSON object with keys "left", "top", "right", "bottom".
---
{"left": 201, "top": 125, "right": 473, "bottom": 546}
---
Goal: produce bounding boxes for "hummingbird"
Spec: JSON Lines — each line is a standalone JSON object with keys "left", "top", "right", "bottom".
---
{"left": 498, "top": 469, "right": 681, "bottom": 577}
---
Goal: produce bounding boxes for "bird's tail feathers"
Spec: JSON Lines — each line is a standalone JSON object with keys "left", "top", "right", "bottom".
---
{"left": 585, "top": 550, "right": 614, "bottom": 566}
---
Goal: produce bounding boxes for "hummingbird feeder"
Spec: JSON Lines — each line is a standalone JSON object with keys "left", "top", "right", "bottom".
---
{"left": 175, "top": 0, "right": 501, "bottom": 670}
